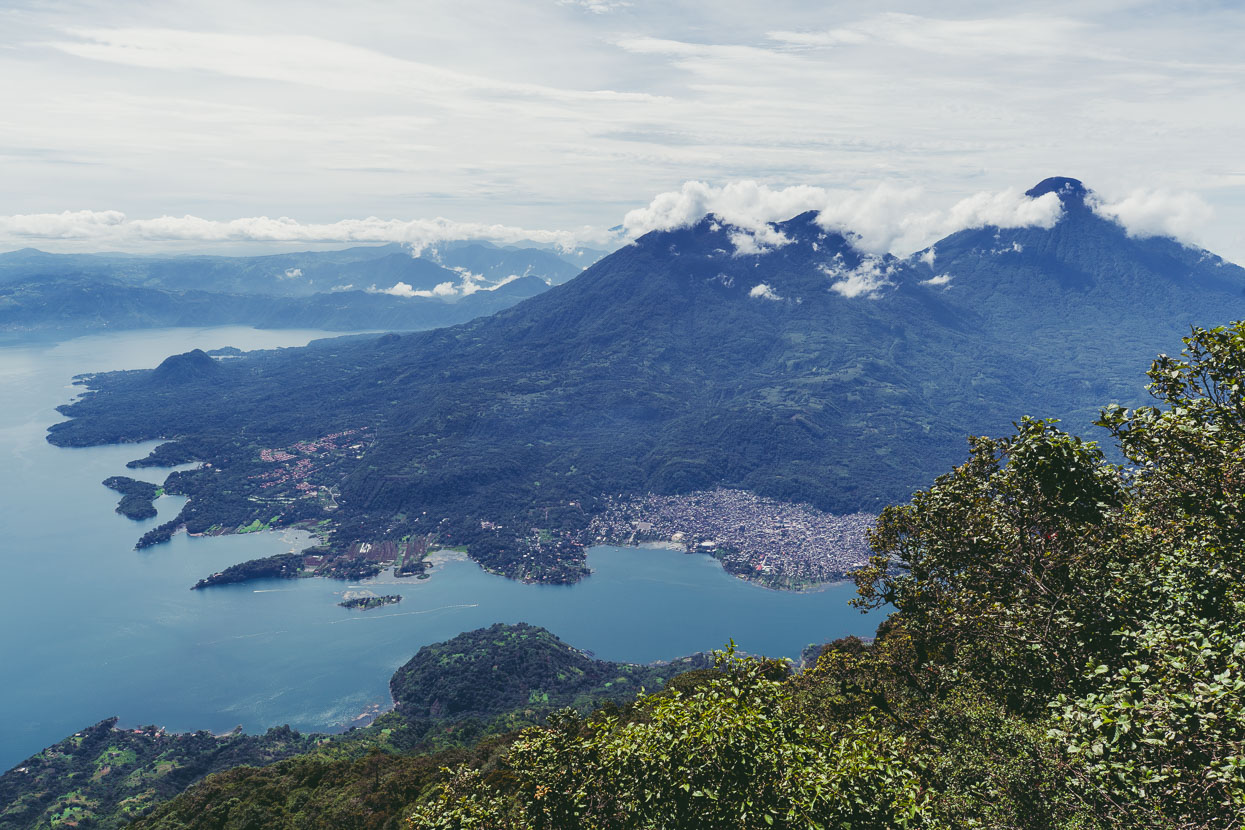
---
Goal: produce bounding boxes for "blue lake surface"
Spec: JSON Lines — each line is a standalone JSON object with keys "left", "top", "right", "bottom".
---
{"left": 0, "top": 327, "right": 880, "bottom": 770}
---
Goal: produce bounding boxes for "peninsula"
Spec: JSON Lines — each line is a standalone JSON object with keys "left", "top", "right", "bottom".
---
{"left": 101, "top": 476, "right": 162, "bottom": 521}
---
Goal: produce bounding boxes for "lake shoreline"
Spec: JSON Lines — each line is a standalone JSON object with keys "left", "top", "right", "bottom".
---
{"left": 0, "top": 326, "right": 882, "bottom": 772}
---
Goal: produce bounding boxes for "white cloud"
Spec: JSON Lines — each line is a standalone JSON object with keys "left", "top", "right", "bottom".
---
{"left": 0, "top": 210, "right": 615, "bottom": 252}
{"left": 769, "top": 13, "right": 1088, "bottom": 59}
{"left": 375, "top": 280, "right": 458, "bottom": 299}
{"left": 826, "top": 257, "right": 894, "bottom": 299}
{"left": 0, "top": 209, "right": 126, "bottom": 238}
{"left": 491, "top": 273, "right": 528, "bottom": 290}
{"left": 447, "top": 267, "right": 485, "bottom": 296}
{"left": 729, "top": 228, "right": 789, "bottom": 256}
{"left": 813, "top": 184, "right": 930, "bottom": 254}
{"left": 45, "top": 28, "right": 660, "bottom": 106}
{"left": 818, "top": 187, "right": 1063, "bottom": 253}
{"left": 448, "top": 268, "right": 531, "bottom": 296}
{"left": 623, "top": 181, "right": 1065, "bottom": 257}
{"left": 372, "top": 268, "right": 532, "bottom": 300}
{"left": 944, "top": 188, "right": 1063, "bottom": 233}
{"left": 557, "top": 0, "right": 630, "bottom": 13}
{"left": 620, "top": 180, "right": 935, "bottom": 254}
{"left": 748, "top": 282, "right": 781, "bottom": 300}
{"left": 281, "top": 267, "right": 303, "bottom": 279}
{"left": 1091, "top": 189, "right": 1214, "bottom": 243}
{"left": 5, "top": 4, "right": 1245, "bottom": 264}
{"left": 920, "top": 273, "right": 954, "bottom": 287}
{"left": 767, "top": 28, "right": 869, "bottom": 49}
{"left": 0, "top": 180, "right": 1221, "bottom": 265}
{"left": 375, "top": 281, "right": 427, "bottom": 298}
{"left": 984, "top": 240, "right": 1024, "bottom": 255}
{"left": 621, "top": 180, "right": 826, "bottom": 252}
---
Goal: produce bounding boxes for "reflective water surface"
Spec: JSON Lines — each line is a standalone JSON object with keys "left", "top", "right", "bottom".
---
{"left": 0, "top": 328, "right": 877, "bottom": 769}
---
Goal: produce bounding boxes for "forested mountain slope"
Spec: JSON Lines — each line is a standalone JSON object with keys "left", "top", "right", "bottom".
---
{"left": 910, "top": 175, "right": 1245, "bottom": 421}
{"left": 47, "top": 179, "right": 1245, "bottom": 583}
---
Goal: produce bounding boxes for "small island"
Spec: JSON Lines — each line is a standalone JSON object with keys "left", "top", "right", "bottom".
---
{"left": 101, "top": 475, "right": 162, "bottom": 520}
{"left": 339, "top": 594, "right": 402, "bottom": 610}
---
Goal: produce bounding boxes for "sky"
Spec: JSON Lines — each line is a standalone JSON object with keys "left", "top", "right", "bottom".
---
{"left": 2, "top": 0, "right": 1244, "bottom": 261}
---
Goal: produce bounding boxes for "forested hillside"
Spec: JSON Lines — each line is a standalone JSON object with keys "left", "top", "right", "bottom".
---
{"left": 0, "top": 721, "right": 317, "bottom": 830}
{"left": 389, "top": 623, "right": 712, "bottom": 743}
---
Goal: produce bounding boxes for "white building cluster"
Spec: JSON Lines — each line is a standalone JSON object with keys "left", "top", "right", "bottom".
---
{"left": 589, "top": 488, "right": 875, "bottom": 587}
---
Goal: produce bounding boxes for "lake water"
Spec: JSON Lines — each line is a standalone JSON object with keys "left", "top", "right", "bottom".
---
{"left": 0, "top": 327, "right": 880, "bottom": 770}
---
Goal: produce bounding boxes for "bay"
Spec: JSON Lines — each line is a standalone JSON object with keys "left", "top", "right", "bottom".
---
{"left": 0, "top": 327, "right": 878, "bottom": 771}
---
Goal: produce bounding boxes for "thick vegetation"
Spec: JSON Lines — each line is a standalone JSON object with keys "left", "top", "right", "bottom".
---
{"left": 388, "top": 623, "right": 712, "bottom": 749}
{"left": 101, "top": 476, "right": 161, "bottom": 520}
{"left": 191, "top": 553, "right": 306, "bottom": 589}
{"left": 411, "top": 323, "right": 1245, "bottom": 828}
{"left": 0, "top": 719, "right": 316, "bottom": 830}
{"left": 126, "top": 745, "right": 477, "bottom": 830}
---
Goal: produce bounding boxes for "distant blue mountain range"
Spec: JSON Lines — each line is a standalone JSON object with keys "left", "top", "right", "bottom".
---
{"left": 0, "top": 240, "right": 606, "bottom": 339}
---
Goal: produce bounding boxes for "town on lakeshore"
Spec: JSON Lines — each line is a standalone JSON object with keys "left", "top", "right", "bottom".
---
{"left": 589, "top": 488, "right": 874, "bottom": 590}
{"left": 163, "top": 430, "right": 873, "bottom": 592}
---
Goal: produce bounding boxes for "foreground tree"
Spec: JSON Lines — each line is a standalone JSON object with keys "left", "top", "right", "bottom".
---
{"left": 411, "top": 649, "right": 928, "bottom": 829}
{"left": 853, "top": 324, "right": 1245, "bottom": 826}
